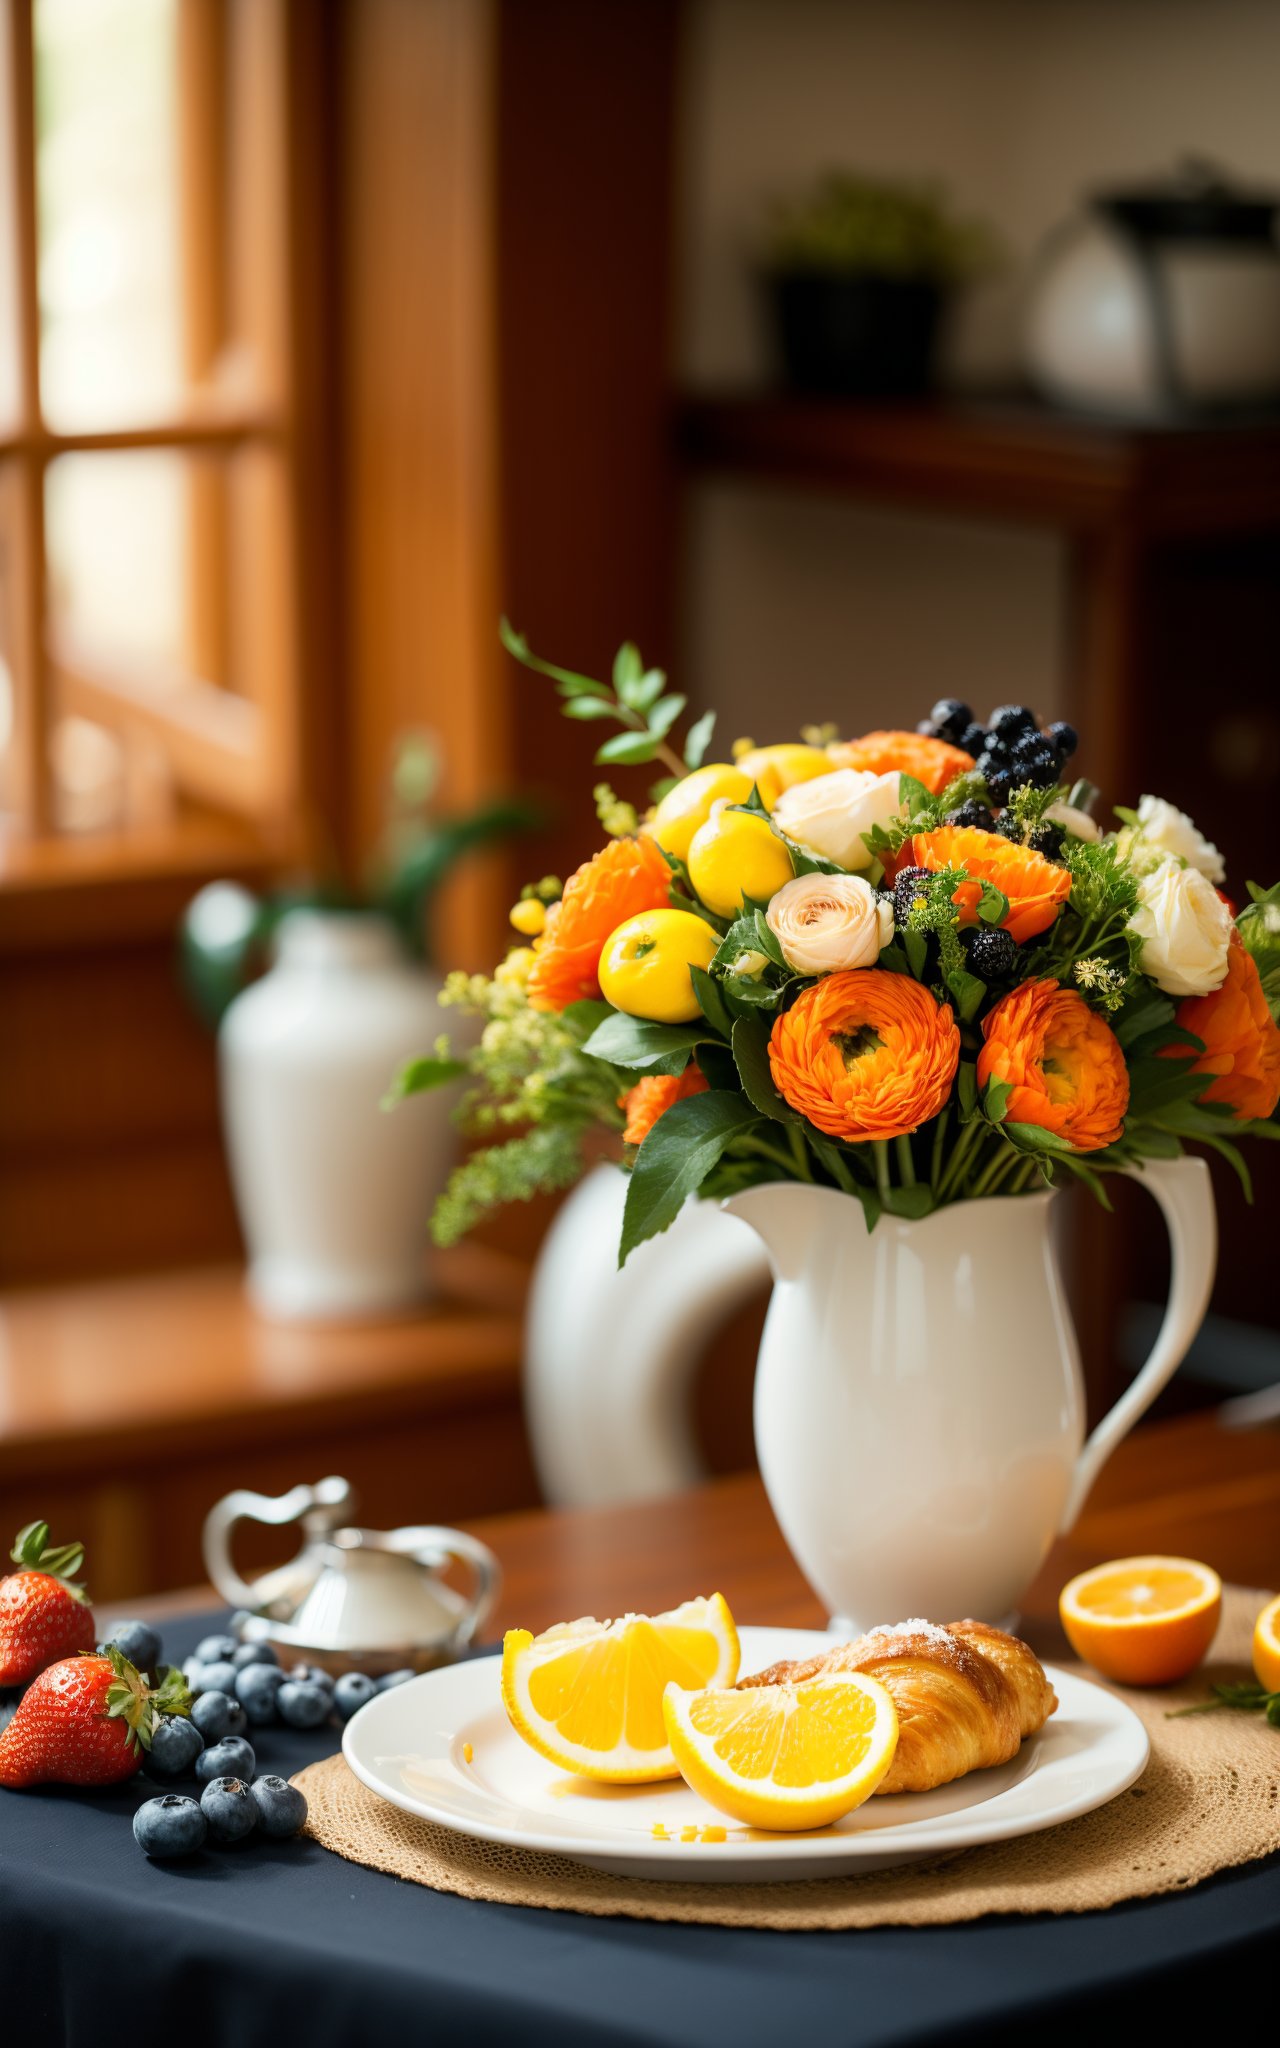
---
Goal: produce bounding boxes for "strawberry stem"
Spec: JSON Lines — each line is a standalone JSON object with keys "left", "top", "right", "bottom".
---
{"left": 101, "top": 1646, "right": 193, "bottom": 1753}
{"left": 9, "top": 1521, "right": 87, "bottom": 1597}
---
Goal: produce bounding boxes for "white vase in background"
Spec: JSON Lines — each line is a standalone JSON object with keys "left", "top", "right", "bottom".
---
{"left": 724, "top": 1156, "right": 1216, "bottom": 1630}
{"left": 219, "top": 909, "right": 455, "bottom": 1321}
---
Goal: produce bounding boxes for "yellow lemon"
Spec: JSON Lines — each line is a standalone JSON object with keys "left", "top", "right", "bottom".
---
{"left": 650, "top": 763, "right": 753, "bottom": 861}
{"left": 509, "top": 897, "right": 546, "bottom": 937}
{"left": 598, "top": 908, "right": 718, "bottom": 1023}
{"left": 735, "top": 744, "right": 833, "bottom": 810}
{"left": 1252, "top": 1592, "right": 1280, "bottom": 1693}
{"left": 501, "top": 1594, "right": 740, "bottom": 1782}
{"left": 687, "top": 806, "right": 794, "bottom": 920}
{"left": 663, "top": 1669, "right": 899, "bottom": 1831}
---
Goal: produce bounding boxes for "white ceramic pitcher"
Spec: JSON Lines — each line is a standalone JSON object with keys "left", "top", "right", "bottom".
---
{"left": 723, "top": 1155, "right": 1216, "bottom": 1629}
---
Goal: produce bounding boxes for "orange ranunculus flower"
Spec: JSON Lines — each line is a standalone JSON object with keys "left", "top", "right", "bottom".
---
{"left": 829, "top": 729, "right": 975, "bottom": 796}
{"left": 768, "top": 970, "right": 959, "bottom": 1142}
{"left": 978, "top": 979, "right": 1129, "bottom": 1151}
{"left": 527, "top": 835, "right": 672, "bottom": 1012}
{"left": 1161, "top": 935, "right": 1280, "bottom": 1121}
{"left": 909, "top": 825, "right": 1071, "bottom": 944}
{"left": 620, "top": 1063, "right": 710, "bottom": 1145}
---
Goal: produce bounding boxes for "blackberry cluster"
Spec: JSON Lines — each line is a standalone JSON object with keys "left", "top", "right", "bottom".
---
{"left": 891, "top": 865, "right": 932, "bottom": 929}
{"left": 966, "top": 927, "right": 1017, "bottom": 982}
{"left": 944, "top": 799, "right": 994, "bottom": 832}
{"left": 916, "top": 699, "right": 1078, "bottom": 800}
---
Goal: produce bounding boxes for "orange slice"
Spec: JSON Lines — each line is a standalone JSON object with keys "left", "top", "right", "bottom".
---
{"left": 662, "top": 1669, "right": 898, "bottom": 1831}
{"left": 500, "top": 1594, "right": 739, "bottom": 1783}
{"left": 1252, "top": 1592, "right": 1280, "bottom": 1694}
{"left": 1059, "top": 1554, "right": 1222, "bottom": 1686}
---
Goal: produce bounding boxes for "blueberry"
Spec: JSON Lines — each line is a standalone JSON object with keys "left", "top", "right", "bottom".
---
{"left": 200, "top": 1775, "right": 258, "bottom": 1844}
{"left": 104, "top": 1620, "right": 163, "bottom": 1676}
{"left": 195, "top": 1634, "right": 239, "bottom": 1666}
{"left": 182, "top": 1657, "right": 207, "bottom": 1689}
{"left": 228, "top": 1609, "right": 254, "bottom": 1633}
{"left": 148, "top": 1713, "right": 204, "bottom": 1777}
{"left": 987, "top": 704, "right": 1036, "bottom": 740}
{"left": 134, "top": 1793, "right": 207, "bottom": 1860}
{"left": 276, "top": 1680, "right": 332, "bottom": 1730}
{"left": 196, "top": 1736, "right": 256, "bottom": 1785}
{"left": 334, "top": 1672, "right": 378, "bottom": 1721}
{"left": 958, "top": 722, "right": 988, "bottom": 755}
{"left": 195, "top": 1660, "right": 239, "bottom": 1697}
{"left": 192, "top": 1689, "right": 241, "bottom": 1743}
{"left": 289, "top": 1663, "right": 335, "bottom": 1695}
{"left": 984, "top": 765, "right": 1018, "bottom": 806}
{"left": 375, "top": 1669, "right": 416, "bottom": 1693}
{"left": 1025, "top": 745, "right": 1059, "bottom": 787}
{"left": 232, "top": 1640, "right": 277, "bottom": 1670}
{"left": 1045, "top": 720, "right": 1078, "bottom": 760}
{"left": 928, "top": 697, "right": 973, "bottom": 743}
{"left": 967, "top": 927, "right": 1018, "bottom": 981}
{"left": 943, "top": 801, "right": 994, "bottom": 833}
{"left": 250, "top": 1775, "right": 309, "bottom": 1839}
{"left": 236, "top": 1663, "right": 287, "bottom": 1725}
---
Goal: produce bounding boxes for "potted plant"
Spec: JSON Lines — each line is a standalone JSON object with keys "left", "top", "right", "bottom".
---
{"left": 759, "top": 170, "right": 998, "bottom": 397}
{"left": 181, "top": 737, "right": 535, "bottom": 1322}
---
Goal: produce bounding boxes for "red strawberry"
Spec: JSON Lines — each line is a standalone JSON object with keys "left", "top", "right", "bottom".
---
{"left": 0, "top": 1522, "right": 96, "bottom": 1685}
{"left": 0, "top": 1647, "right": 191, "bottom": 1788}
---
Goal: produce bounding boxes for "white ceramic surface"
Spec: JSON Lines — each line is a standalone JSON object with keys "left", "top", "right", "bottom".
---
{"left": 725, "top": 1158, "right": 1215, "bottom": 1630}
{"left": 524, "top": 1163, "right": 770, "bottom": 1507}
{"left": 343, "top": 1624, "right": 1149, "bottom": 1882}
{"left": 219, "top": 910, "right": 455, "bottom": 1320}
{"left": 1025, "top": 216, "right": 1280, "bottom": 414}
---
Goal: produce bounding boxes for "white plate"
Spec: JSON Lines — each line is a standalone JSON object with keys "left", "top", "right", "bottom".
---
{"left": 343, "top": 1625, "right": 1148, "bottom": 1882}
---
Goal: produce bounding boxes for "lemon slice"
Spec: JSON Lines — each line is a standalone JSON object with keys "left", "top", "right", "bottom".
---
{"left": 1059, "top": 1554, "right": 1222, "bottom": 1686}
{"left": 501, "top": 1593, "right": 740, "bottom": 1782}
{"left": 662, "top": 1669, "right": 899, "bottom": 1831}
{"left": 1252, "top": 1591, "right": 1280, "bottom": 1694}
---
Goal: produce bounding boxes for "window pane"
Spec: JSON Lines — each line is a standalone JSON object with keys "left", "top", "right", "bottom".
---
{"left": 36, "top": 0, "right": 182, "bottom": 429}
{"left": 46, "top": 450, "right": 189, "bottom": 670}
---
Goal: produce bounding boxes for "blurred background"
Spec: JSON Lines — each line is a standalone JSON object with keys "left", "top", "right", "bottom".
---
{"left": 1, "top": 0, "right": 1276, "bottom": 1598}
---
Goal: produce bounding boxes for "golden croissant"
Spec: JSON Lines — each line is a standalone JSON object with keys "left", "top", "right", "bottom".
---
{"left": 740, "top": 1618, "right": 1057, "bottom": 1795}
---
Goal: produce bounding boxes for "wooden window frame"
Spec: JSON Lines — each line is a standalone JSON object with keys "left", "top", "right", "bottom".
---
{"left": 0, "top": 0, "right": 335, "bottom": 936}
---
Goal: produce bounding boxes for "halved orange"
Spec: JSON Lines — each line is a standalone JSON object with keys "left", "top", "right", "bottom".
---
{"left": 1252, "top": 1592, "right": 1280, "bottom": 1694}
{"left": 1060, "top": 1554, "right": 1222, "bottom": 1686}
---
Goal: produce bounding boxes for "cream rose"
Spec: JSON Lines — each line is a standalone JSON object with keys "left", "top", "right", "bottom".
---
{"left": 1044, "top": 799, "right": 1101, "bottom": 844}
{"left": 1129, "top": 859, "right": 1232, "bottom": 998}
{"left": 771, "top": 768, "right": 905, "bottom": 872}
{"left": 1133, "top": 794, "right": 1225, "bottom": 883}
{"left": 765, "top": 872, "right": 894, "bottom": 976}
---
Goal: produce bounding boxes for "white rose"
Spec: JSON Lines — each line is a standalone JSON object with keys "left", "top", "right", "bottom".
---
{"left": 765, "top": 872, "right": 894, "bottom": 976}
{"left": 1044, "top": 799, "right": 1101, "bottom": 844}
{"left": 771, "top": 768, "right": 905, "bottom": 872}
{"left": 1133, "top": 794, "right": 1225, "bottom": 883}
{"left": 1129, "top": 859, "right": 1232, "bottom": 998}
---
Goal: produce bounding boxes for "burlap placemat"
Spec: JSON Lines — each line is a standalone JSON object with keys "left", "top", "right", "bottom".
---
{"left": 294, "top": 1585, "right": 1279, "bottom": 1930}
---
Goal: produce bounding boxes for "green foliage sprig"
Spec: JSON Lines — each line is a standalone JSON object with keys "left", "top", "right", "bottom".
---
{"left": 1169, "top": 1681, "right": 1280, "bottom": 1727}
{"left": 762, "top": 171, "right": 1000, "bottom": 283}
{"left": 500, "top": 619, "right": 715, "bottom": 786}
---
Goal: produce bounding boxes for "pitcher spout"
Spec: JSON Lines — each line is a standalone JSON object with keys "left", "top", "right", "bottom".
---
{"left": 720, "top": 1180, "right": 859, "bottom": 1282}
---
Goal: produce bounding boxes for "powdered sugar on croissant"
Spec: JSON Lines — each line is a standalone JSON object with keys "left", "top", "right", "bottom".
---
{"left": 739, "top": 1618, "right": 1057, "bottom": 1795}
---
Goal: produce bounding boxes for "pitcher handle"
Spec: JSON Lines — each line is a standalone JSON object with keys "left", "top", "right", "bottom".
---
{"left": 203, "top": 1476, "right": 354, "bottom": 1610}
{"left": 385, "top": 1526, "right": 502, "bottom": 1645}
{"left": 1059, "top": 1154, "right": 1216, "bottom": 1532}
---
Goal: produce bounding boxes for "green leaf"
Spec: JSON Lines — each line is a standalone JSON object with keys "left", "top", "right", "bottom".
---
{"left": 731, "top": 1014, "right": 798, "bottom": 1123}
{"left": 883, "top": 1183, "right": 936, "bottom": 1220}
{"left": 693, "top": 1040, "right": 740, "bottom": 1092}
{"left": 11, "top": 1521, "right": 48, "bottom": 1567}
{"left": 582, "top": 1011, "right": 709, "bottom": 1077}
{"left": 976, "top": 880, "right": 1009, "bottom": 927}
{"left": 944, "top": 965, "right": 987, "bottom": 1023}
{"left": 957, "top": 1060, "right": 979, "bottom": 1120}
{"left": 983, "top": 1077, "right": 1013, "bottom": 1123}
{"left": 383, "top": 1056, "right": 468, "bottom": 1108}
{"left": 620, "top": 1092, "right": 764, "bottom": 1263}
{"left": 612, "top": 641, "right": 643, "bottom": 695}
{"left": 689, "top": 963, "right": 734, "bottom": 1040}
{"left": 647, "top": 692, "right": 687, "bottom": 740}
{"left": 752, "top": 907, "right": 788, "bottom": 968}
{"left": 562, "top": 696, "right": 621, "bottom": 721}
{"left": 898, "top": 772, "right": 933, "bottom": 816}
{"left": 684, "top": 710, "right": 716, "bottom": 769}
{"left": 903, "top": 927, "right": 929, "bottom": 978}
{"left": 499, "top": 617, "right": 603, "bottom": 697}
{"left": 1004, "top": 1120, "right": 1077, "bottom": 1154}
{"left": 595, "top": 731, "right": 660, "bottom": 767}
{"left": 1115, "top": 990, "right": 1176, "bottom": 1048}
{"left": 561, "top": 997, "right": 616, "bottom": 1040}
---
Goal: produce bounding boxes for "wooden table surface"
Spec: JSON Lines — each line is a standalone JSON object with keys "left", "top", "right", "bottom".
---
{"left": 120, "top": 1404, "right": 1280, "bottom": 1652}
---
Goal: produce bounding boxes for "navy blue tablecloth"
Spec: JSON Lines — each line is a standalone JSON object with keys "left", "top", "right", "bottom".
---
{"left": 2, "top": 1610, "right": 1276, "bottom": 2048}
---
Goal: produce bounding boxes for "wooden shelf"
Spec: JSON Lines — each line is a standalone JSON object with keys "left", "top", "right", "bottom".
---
{"left": 0, "top": 1244, "right": 538, "bottom": 1598}
{"left": 677, "top": 392, "right": 1280, "bottom": 537}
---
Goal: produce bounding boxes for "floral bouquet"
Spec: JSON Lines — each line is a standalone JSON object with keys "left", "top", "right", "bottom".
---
{"left": 394, "top": 626, "right": 1280, "bottom": 1265}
